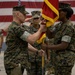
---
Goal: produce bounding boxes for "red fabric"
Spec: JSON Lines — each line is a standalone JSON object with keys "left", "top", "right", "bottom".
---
{"left": 2, "top": 29, "right": 7, "bottom": 36}
{"left": 42, "top": 0, "right": 59, "bottom": 20}
{"left": 38, "top": 32, "right": 45, "bottom": 40}
{"left": 38, "top": 0, "right": 59, "bottom": 43}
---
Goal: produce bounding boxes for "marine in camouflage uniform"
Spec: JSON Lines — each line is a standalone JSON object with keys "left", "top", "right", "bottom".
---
{"left": 42, "top": 2, "right": 75, "bottom": 75}
{"left": 28, "top": 30, "right": 46, "bottom": 75}
{"left": 28, "top": 11, "right": 43, "bottom": 75}
{"left": 4, "top": 21, "right": 31, "bottom": 75}
{"left": 4, "top": 6, "right": 45, "bottom": 75}
{"left": 52, "top": 21, "right": 75, "bottom": 75}
{"left": 27, "top": 11, "right": 49, "bottom": 75}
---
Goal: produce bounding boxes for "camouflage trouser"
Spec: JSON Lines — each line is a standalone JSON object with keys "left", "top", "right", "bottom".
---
{"left": 54, "top": 66, "right": 73, "bottom": 75}
{"left": 27, "top": 61, "right": 45, "bottom": 75}
{"left": 46, "top": 51, "right": 75, "bottom": 75}
{"left": 5, "top": 66, "right": 24, "bottom": 75}
{"left": 46, "top": 65, "right": 73, "bottom": 75}
{"left": 46, "top": 66, "right": 55, "bottom": 75}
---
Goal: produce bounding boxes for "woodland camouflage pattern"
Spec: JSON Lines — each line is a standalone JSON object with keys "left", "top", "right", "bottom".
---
{"left": 4, "top": 21, "right": 31, "bottom": 74}
{"left": 27, "top": 24, "right": 44, "bottom": 75}
{"left": 48, "top": 20, "right": 75, "bottom": 75}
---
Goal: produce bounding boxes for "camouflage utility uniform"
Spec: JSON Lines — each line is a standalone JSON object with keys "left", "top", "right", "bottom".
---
{"left": 28, "top": 24, "right": 45, "bottom": 75}
{"left": 50, "top": 20, "right": 75, "bottom": 75}
{"left": 46, "top": 38, "right": 55, "bottom": 75}
{"left": 4, "top": 21, "right": 31, "bottom": 75}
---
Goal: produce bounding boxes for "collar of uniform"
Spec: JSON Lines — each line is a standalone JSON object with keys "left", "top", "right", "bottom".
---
{"left": 12, "top": 21, "right": 20, "bottom": 26}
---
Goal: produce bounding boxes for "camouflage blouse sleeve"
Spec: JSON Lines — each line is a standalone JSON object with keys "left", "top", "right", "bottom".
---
{"left": 61, "top": 25, "right": 74, "bottom": 43}
{"left": 13, "top": 25, "right": 31, "bottom": 41}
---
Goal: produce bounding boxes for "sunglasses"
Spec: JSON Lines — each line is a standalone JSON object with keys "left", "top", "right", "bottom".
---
{"left": 33, "top": 17, "right": 39, "bottom": 19}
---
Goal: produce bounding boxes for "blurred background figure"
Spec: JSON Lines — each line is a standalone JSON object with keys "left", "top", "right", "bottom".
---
{"left": 0, "top": 29, "right": 4, "bottom": 71}
{"left": 0, "top": 29, "right": 4, "bottom": 53}
{"left": 27, "top": 10, "right": 50, "bottom": 75}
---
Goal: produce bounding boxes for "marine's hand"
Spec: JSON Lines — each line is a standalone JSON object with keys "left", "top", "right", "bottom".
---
{"left": 46, "top": 57, "right": 50, "bottom": 64}
{"left": 39, "top": 24, "right": 47, "bottom": 32}
{"left": 25, "top": 17, "right": 32, "bottom": 22}
{"left": 41, "top": 43, "right": 47, "bottom": 50}
{"left": 38, "top": 49, "right": 45, "bottom": 56}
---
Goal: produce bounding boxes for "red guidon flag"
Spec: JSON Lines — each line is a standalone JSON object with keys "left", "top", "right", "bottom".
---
{"left": 42, "top": 0, "right": 59, "bottom": 27}
{"left": 37, "top": 0, "right": 59, "bottom": 44}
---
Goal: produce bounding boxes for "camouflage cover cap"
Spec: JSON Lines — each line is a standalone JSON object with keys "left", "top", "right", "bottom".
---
{"left": 13, "top": 5, "right": 29, "bottom": 15}
{"left": 31, "top": 11, "right": 41, "bottom": 18}
{"left": 59, "top": 2, "right": 73, "bottom": 18}
{"left": 59, "top": 2, "right": 71, "bottom": 10}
